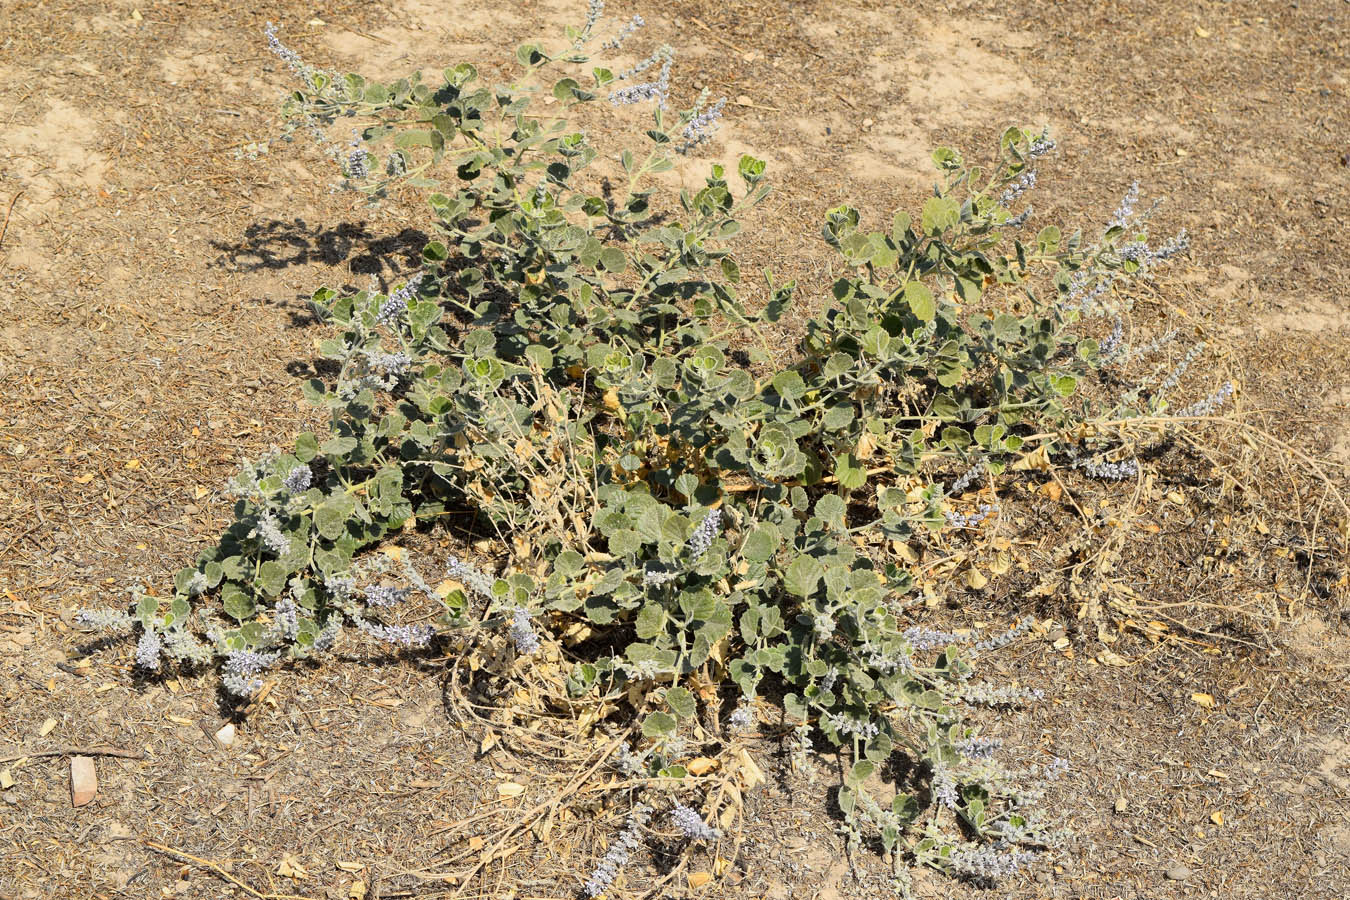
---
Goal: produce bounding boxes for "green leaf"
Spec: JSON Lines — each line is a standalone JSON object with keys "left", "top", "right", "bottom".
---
{"left": 641, "top": 711, "right": 677, "bottom": 738}
{"left": 904, "top": 281, "right": 935, "bottom": 321}
{"left": 784, "top": 554, "right": 824, "bottom": 598}
{"left": 834, "top": 452, "right": 867, "bottom": 491}
{"left": 921, "top": 196, "right": 960, "bottom": 235}
{"left": 665, "top": 686, "right": 697, "bottom": 718}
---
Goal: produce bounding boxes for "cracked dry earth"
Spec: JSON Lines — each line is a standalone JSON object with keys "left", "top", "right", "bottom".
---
{"left": 1, "top": 1, "right": 1348, "bottom": 899}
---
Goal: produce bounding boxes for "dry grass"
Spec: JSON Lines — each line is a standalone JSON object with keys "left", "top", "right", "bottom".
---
{"left": 1, "top": 0, "right": 1348, "bottom": 898}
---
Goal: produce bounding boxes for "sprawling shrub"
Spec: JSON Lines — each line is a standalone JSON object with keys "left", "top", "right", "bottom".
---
{"left": 80, "top": 5, "right": 1223, "bottom": 887}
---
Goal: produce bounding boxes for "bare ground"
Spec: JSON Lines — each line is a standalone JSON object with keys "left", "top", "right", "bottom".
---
{"left": 1, "top": 1, "right": 1348, "bottom": 899}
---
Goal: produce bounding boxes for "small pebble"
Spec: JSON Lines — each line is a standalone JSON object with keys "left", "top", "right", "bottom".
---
{"left": 1165, "top": 865, "right": 1193, "bottom": 881}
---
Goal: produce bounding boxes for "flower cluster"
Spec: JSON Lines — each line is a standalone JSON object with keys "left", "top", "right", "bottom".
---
{"left": 256, "top": 512, "right": 290, "bottom": 556}
{"left": 1108, "top": 180, "right": 1139, "bottom": 229}
{"left": 75, "top": 608, "right": 134, "bottom": 630}
{"left": 670, "top": 803, "right": 720, "bottom": 841}
{"left": 283, "top": 464, "right": 312, "bottom": 494}
{"left": 602, "top": 13, "right": 643, "bottom": 50}
{"left": 1000, "top": 169, "right": 1036, "bottom": 206}
{"left": 356, "top": 618, "right": 435, "bottom": 648}
{"left": 685, "top": 508, "right": 722, "bottom": 560}
{"left": 1177, "top": 381, "right": 1234, "bottom": 417}
{"left": 135, "top": 629, "right": 162, "bottom": 671}
{"left": 364, "top": 584, "right": 411, "bottom": 608}
{"left": 222, "top": 649, "right": 280, "bottom": 697}
{"left": 948, "top": 459, "right": 985, "bottom": 496}
{"left": 583, "top": 804, "right": 652, "bottom": 897}
{"left": 946, "top": 502, "right": 998, "bottom": 529}
{"left": 375, "top": 274, "right": 423, "bottom": 326}
{"left": 678, "top": 95, "right": 726, "bottom": 154}
{"left": 948, "top": 843, "right": 1039, "bottom": 881}
{"left": 446, "top": 555, "right": 496, "bottom": 598}
{"left": 974, "top": 618, "right": 1034, "bottom": 653}
{"left": 508, "top": 607, "right": 541, "bottom": 655}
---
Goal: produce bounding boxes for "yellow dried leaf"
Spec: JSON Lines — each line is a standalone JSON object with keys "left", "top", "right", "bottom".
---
{"left": 1210, "top": 810, "right": 1224, "bottom": 826}
{"left": 497, "top": 782, "right": 526, "bottom": 798}
{"left": 603, "top": 389, "right": 621, "bottom": 412}
{"left": 1096, "top": 650, "right": 1130, "bottom": 667}
{"left": 38, "top": 718, "right": 57, "bottom": 737}
{"left": 688, "top": 871, "right": 712, "bottom": 889}
{"left": 1191, "top": 692, "right": 1215, "bottom": 709}
{"left": 989, "top": 550, "right": 1011, "bottom": 576}
{"left": 686, "top": 757, "right": 719, "bottom": 776}
{"left": 336, "top": 861, "right": 364, "bottom": 873}
{"left": 963, "top": 567, "right": 988, "bottom": 590}
{"left": 349, "top": 879, "right": 367, "bottom": 900}
{"left": 734, "top": 748, "right": 765, "bottom": 790}
{"left": 854, "top": 431, "right": 878, "bottom": 461}
{"left": 124, "top": 458, "right": 141, "bottom": 470}
{"left": 0, "top": 769, "right": 13, "bottom": 789}
{"left": 276, "top": 855, "right": 308, "bottom": 879}
{"left": 480, "top": 730, "right": 499, "bottom": 753}
{"left": 74, "top": 473, "right": 95, "bottom": 484}
{"left": 1040, "top": 480, "right": 1063, "bottom": 501}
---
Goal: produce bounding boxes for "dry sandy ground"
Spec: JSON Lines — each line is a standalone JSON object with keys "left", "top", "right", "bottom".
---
{"left": 1, "top": 1, "right": 1348, "bottom": 898}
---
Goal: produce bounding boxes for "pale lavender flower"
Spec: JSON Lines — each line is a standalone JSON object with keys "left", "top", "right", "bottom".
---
{"left": 678, "top": 96, "right": 726, "bottom": 154}
{"left": 1108, "top": 180, "right": 1140, "bottom": 230}
{"left": 376, "top": 274, "right": 423, "bottom": 326}
{"left": 367, "top": 351, "right": 411, "bottom": 377}
{"left": 671, "top": 803, "right": 720, "bottom": 841}
{"left": 945, "top": 503, "right": 998, "bottom": 529}
{"left": 583, "top": 804, "right": 652, "bottom": 897}
{"left": 324, "top": 575, "right": 356, "bottom": 600}
{"left": 1000, "top": 170, "right": 1036, "bottom": 207}
{"left": 356, "top": 618, "right": 434, "bottom": 648}
{"left": 283, "top": 464, "right": 312, "bottom": 494}
{"left": 344, "top": 131, "right": 369, "bottom": 180}
{"left": 728, "top": 703, "right": 753, "bottom": 733}
{"left": 446, "top": 555, "right": 495, "bottom": 598}
{"left": 1044, "top": 756, "right": 1070, "bottom": 781}
{"left": 313, "top": 614, "right": 342, "bottom": 651}
{"left": 272, "top": 595, "right": 299, "bottom": 640}
{"left": 974, "top": 618, "right": 1033, "bottom": 652}
{"left": 75, "top": 608, "right": 134, "bottom": 630}
{"left": 135, "top": 629, "right": 162, "bottom": 671}
{"left": 1082, "top": 458, "right": 1138, "bottom": 481}
{"left": 685, "top": 508, "right": 722, "bottom": 559}
{"left": 257, "top": 512, "right": 290, "bottom": 557}
{"left": 948, "top": 843, "right": 1039, "bottom": 881}
{"left": 1177, "top": 381, "right": 1233, "bottom": 417}
{"left": 617, "top": 45, "right": 667, "bottom": 80}
{"left": 1098, "top": 315, "right": 1124, "bottom": 362}
{"left": 1028, "top": 133, "right": 1056, "bottom": 158}
{"left": 508, "top": 607, "right": 540, "bottom": 655}
{"left": 932, "top": 764, "right": 959, "bottom": 809}
{"left": 956, "top": 736, "right": 1002, "bottom": 759}
{"left": 948, "top": 459, "right": 985, "bottom": 496}
{"left": 822, "top": 711, "right": 880, "bottom": 740}
{"left": 264, "top": 22, "right": 321, "bottom": 91}
{"left": 364, "top": 584, "right": 412, "bottom": 608}
{"left": 222, "top": 649, "right": 280, "bottom": 697}
{"left": 602, "top": 13, "right": 643, "bottom": 50}
{"left": 643, "top": 566, "right": 680, "bottom": 586}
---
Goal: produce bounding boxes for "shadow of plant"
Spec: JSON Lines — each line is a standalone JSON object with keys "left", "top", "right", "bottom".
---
{"left": 210, "top": 219, "right": 428, "bottom": 287}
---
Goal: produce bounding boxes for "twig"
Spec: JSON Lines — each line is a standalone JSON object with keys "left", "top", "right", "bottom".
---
{"left": 0, "top": 190, "right": 23, "bottom": 253}
{"left": 141, "top": 841, "right": 314, "bottom": 900}
{"left": 0, "top": 746, "right": 146, "bottom": 764}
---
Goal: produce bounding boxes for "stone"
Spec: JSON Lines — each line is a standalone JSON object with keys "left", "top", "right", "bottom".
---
{"left": 70, "top": 756, "right": 97, "bottom": 807}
